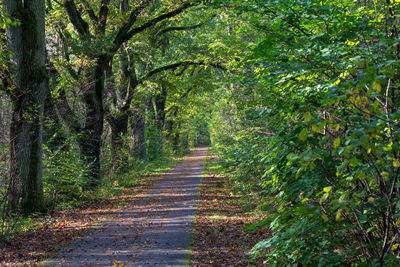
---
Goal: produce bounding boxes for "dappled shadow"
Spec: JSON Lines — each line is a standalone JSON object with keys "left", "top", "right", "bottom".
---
{"left": 43, "top": 147, "right": 208, "bottom": 266}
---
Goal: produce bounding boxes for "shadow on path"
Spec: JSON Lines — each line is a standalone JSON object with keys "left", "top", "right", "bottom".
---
{"left": 44, "top": 147, "right": 208, "bottom": 267}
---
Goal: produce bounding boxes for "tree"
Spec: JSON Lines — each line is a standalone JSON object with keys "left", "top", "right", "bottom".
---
{"left": 49, "top": 0, "right": 199, "bottom": 182}
{"left": 4, "top": 0, "right": 48, "bottom": 213}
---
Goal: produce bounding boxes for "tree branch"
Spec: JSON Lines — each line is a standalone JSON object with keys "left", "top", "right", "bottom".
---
{"left": 98, "top": 0, "right": 110, "bottom": 35}
{"left": 63, "top": 0, "right": 90, "bottom": 36}
{"left": 54, "top": 88, "right": 81, "bottom": 133}
{"left": 81, "top": 0, "right": 98, "bottom": 26}
{"left": 113, "top": 0, "right": 153, "bottom": 49}
{"left": 120, "top": 1, "right": 199, "bottom": 46}
{"left": 139, "top": 60, "right": 226, "bottom": 82}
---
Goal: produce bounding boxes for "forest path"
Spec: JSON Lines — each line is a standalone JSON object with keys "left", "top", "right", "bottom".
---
{"left": 44, "top": 147, "right": 208, "bottom": 267}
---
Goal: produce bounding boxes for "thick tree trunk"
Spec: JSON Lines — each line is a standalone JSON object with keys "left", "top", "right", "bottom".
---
{"left": 130, "top": 105, "right": 147, "bottom": 162}
{"left": 6, "top": 0, "right": 47, "bottom": 213}
{"left": 78, "top": 56, "right": 108, "bottom": 184}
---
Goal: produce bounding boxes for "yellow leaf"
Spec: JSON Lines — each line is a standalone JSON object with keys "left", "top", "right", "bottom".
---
{"left": 393, "top": 159, "right": 400, "bottom": 168}
{"left": 333, "top": 137, "right": 341, "bottom": 149}
{"left": 312, "top": 124, "right": 319, "bottom": 133}
{"left": 368, "top": 197, "right": 374, "bottom": 203}
{"left": 321, "top": 213, "right": 329, "bottom": 222}
{"left": 323, "top": 186, "right": 332, "bottom": 193}
{"left": 335, "top": 209, "right": 343, "bottom": 221}
{"left": 373, "top": 81, "right": 382, "bottom": 93}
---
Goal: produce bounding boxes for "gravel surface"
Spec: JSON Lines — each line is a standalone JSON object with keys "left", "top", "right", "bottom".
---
{"left": 44, "top": 147, "right": 207, "bottom": 267}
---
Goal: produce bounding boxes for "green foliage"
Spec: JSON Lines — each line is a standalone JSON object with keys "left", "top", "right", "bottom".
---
{"left": 212, "top": 0, "right": 400, "bottom": 265}
{"left": 146, "top": 123, "right": 165, "bottom": 161}
{"left": 43, "top": 144, "right": 89, "bottom": 209}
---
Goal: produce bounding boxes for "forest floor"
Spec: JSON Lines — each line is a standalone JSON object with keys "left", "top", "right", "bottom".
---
{"left": 189, "top": 155, "right": 270, "bottom": 266}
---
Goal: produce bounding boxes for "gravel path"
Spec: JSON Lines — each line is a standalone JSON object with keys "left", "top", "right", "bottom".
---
{"left": 44, "top": 147, "right": 207, "bottom": 267}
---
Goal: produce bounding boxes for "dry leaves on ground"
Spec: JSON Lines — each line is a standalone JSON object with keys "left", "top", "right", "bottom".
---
{"left": 190, "top": 163, "right": 270, "bottom": 266}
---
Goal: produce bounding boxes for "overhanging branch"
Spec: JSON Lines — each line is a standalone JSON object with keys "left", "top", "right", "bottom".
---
{"left": 121, "top": 1, "right": 199, "bottom": 45}
{"left": 139, "top": 60, "right": 226, "bottom": 82}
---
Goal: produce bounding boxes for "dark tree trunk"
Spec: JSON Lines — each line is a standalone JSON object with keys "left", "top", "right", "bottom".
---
{"left": 6, "top": 0, "right": 47, "bottom": 213}
{"left": 78, "top": 56, "right": 108, "bottom": 184}
{"left": 130, "top": 105, "right": 147, "bottom": 162}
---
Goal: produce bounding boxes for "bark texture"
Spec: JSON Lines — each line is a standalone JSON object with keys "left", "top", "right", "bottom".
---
{"left": 6, "top": 0, "right": 47, "bottom": 212}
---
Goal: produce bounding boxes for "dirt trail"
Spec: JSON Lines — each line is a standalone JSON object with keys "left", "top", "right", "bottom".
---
{"left": 44, "top": 147, "right": 207, "bottom": 267}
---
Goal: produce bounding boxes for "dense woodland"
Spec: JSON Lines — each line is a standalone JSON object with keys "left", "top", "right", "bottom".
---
{"left": 1, "top": 0, "right": 400, "bottom": 266}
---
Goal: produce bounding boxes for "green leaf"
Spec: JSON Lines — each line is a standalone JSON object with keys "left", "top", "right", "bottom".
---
{"left": 299, "top": 128, "right": 309, "bottom": 141}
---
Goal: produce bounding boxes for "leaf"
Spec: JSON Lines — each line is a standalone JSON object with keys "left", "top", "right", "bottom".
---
{"left": 333, "top": 137, "right": 341, "bottom": 149}
{"left": 372, "top": 81, "right": 382, "bottom": 93}
{"left": 320, "top": 193, "right": 329, "bottom": 204}
{"left": 349, "top": 158, "right": 359, "bottom": 167}
{"left": 323, "top": 186, "right": 332, "bottom": 193}
{"left": 335, "top": 209, "right": 343, "bottom": 221}
{"left": 321, "top": 213, "right": 329, "bottom": 222}
{"left": 299, "top": 128, "right": 309, "bottom": 141}
{"left": 393, "top": 159, "right": 400, "bottom": 168}
{"left": 304, "top": 112, "right": 312, "bottom": 123}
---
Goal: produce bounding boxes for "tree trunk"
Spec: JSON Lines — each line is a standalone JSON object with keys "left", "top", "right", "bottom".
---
{"left": 6, "top": 0, "right": 47, "bottom": 213}
{"left": 78, "top": 56, "right": 108, "bottom": 184}
{"left": 130, "top": 105, "right": 147, "bottom": 162}
{"left": 155, "top": 86, "right": 167, "bottom": 131}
